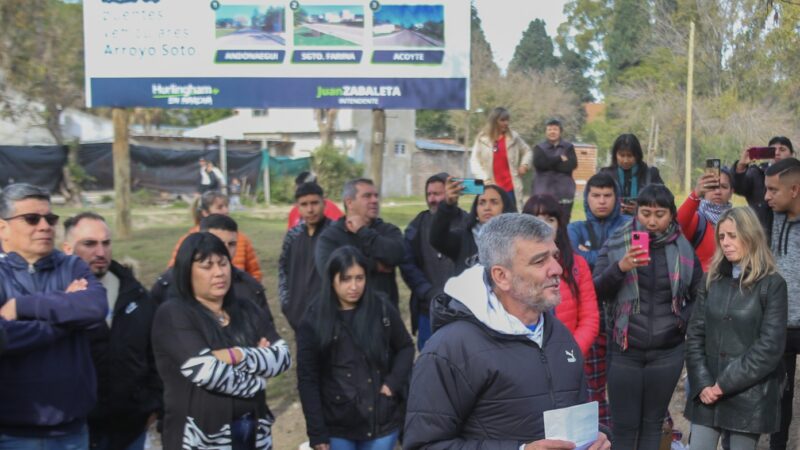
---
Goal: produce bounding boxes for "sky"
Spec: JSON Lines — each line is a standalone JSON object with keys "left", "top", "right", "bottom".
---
{"left": 473, "top": 0, "right": 569, "bottom": 73}
{"left": 374, "top": 5, "right": 444, "bottom": 27}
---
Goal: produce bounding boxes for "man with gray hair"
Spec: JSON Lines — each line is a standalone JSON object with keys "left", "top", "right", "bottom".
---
{"left": 315, "top": 178, "right": 404, "bottom": 306}
{"left": 404, "top": 213, "right": 610, "bottom": 450}
{"left": 0, "top": 183, "right": 107, "bottom": 448}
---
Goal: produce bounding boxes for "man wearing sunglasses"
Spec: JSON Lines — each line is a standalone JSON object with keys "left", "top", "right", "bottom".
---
{"left": 0, "top": 183, "right": 107, "bottom": 449}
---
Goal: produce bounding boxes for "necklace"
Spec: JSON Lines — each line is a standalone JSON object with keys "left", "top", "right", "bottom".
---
{"left": 212, "top": 310, "right": 227, "bottom": 325}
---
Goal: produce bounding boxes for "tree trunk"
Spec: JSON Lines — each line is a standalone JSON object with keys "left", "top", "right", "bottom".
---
{"left": 113, "top": 108, "right": 132, "bottom": 239}
{"left": 44, "top": 104, "right": 82, "bottom": 206}
{"left": 370, "top": 109, "right": 386, "bottom": 189}
{"left": 315, "top": 108, "right": 338, "bottom": 146}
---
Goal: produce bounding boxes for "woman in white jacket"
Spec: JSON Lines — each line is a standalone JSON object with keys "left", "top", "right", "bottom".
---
{"left": 470, "top": 107, "right": 532, "bottom": 211}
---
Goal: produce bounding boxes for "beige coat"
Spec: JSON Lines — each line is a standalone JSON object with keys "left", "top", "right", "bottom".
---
{"left": 469, "top": 130, "right": 532, "bottom": 210}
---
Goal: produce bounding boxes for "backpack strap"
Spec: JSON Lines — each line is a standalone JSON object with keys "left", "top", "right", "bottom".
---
{"left": 691, "top": 214, "right": 708, "bottom": 248}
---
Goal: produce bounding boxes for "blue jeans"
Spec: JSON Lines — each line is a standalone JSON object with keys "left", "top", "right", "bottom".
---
{"left": 329, "top": 430, "right": 399, "bottom": 450}
{"left": 0, "top": 425, "right": 89, "bottom": 450}
{"left": 417, "top": 313, "right": 432, "bottom": 351}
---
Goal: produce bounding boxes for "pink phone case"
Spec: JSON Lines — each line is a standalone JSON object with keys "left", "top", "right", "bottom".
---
{"left": 631, "top": 231, "right": 650, "bottom": 260}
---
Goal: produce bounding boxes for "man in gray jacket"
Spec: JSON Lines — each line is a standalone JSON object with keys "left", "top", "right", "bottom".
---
{"left": 765, "top": 157, "right": 800, "bottom": 450}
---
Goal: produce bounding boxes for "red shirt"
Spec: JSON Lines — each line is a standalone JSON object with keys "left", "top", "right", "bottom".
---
{"left": 287, "top": 198, "right": 344, "bottom": 229}
{"left": 492, "top": 136, "right": 513, "bottom": 191}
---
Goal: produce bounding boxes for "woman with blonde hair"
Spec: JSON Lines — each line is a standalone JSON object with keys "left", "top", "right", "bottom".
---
{"left": 469, "top": 107, "right": 531, "bottom": 210}
{"left": 685, "top": 206, "right": 788, "bottom": 450}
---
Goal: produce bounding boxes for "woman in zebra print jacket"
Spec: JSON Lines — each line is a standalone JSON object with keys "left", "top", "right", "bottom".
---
{"left": 152, "top": 232, "right": 291, "bottom": 450}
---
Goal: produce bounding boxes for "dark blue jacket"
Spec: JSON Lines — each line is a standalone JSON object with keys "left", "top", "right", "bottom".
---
{"left": 0, "top": 250, "right": 107, "bottom": 437}
{"left": 567, "top": 181, "right": 630, "bottom": 270}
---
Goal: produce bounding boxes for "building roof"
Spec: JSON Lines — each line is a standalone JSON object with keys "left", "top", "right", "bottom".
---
{"left": 184, "top": 108, "right": 357, "bottom": 139}
{"left": 415, "top": 138, "right": 465, "bottom": 152}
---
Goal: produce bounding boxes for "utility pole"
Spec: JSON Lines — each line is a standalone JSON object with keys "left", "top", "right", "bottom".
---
{"left": 370, "top": 109, "right": 386, "bottom": 189}
{"left": 261, "top": 138, "right": 271, "bottom": 206}
{"left": 218, "top": 135, "right": 228, "bottom": 194}
{"left": 112, "top": 108, "right": 131, "bottom": 239}
{"left": 684, "top": 21, "right": 695, "bottom": 194}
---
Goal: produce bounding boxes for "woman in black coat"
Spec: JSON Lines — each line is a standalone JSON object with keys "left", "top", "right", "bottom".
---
{"left": 429, "top": 180, "right": 516, "bottom": 275}
{"left": 685, "top": 207, "right": 787, "bottom": 450}
{"left": 297, "top": 246, "right": 414, "bottom": 450}
{"left": 152, "top": 232, "right": 291, "bottom": 450}
{"left": 599, "top": 133, "right": 663, "bottom": 215}
{"left": 593, "top": 184, "right": 702, "bottom": 450}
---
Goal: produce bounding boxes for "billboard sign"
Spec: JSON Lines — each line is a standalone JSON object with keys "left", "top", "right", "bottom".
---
{"left": 83, "top": 0, "right": 470, "bottom": 109}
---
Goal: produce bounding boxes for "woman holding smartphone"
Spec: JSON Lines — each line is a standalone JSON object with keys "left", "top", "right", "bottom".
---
{"left": 685, "top": 207, "right": 787, "bottom": 450}
{"left": 297, "top": 246, "right": 414, "bottom": 450}
{"left": 594, "top": 184, "right": 703, "bottom": 450}
{"left": 430, "top": 179, "right": 516, "bottom": 275}
{"left": 469, "top": 107, "right": 531, "bottom": 210}
{"left": 599, "top": 134, "right": 664, "bottom": 215}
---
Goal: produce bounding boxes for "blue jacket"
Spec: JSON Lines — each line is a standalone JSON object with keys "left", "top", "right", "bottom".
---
{"left": 567, "top": 182, "right": 630, "bottom": 270}
{"left": 0, "top": 250, "right": 107, "bottom": 437}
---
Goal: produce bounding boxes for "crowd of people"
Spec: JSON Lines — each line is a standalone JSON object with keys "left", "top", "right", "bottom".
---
{"left": 0, "top": 112, "right": 799, "bottom": 450}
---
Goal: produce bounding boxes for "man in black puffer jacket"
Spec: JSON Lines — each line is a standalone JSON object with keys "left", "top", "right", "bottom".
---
{"left": 404, "top": 214, "right": 610, "bottom": 450}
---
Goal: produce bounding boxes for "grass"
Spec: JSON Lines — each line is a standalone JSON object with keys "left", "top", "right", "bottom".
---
{"left": 294, "top": 26, "right": 357, "bottom": 46}
{"left": 215, "top": 28, "right": 237, "bottom": 38}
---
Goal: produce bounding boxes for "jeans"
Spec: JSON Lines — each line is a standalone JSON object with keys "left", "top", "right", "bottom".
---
{"left": 770, "top": 328, "right": 800, "bottom": 450}
{"left": 607, "top": 342, "right": 685, "bottom": 450}
{"left": 0, "top": 425, "right": 89, "bottom": 450}
{"left": 417, "top": 313, "right": 432, "bottom": 351}
{"left": 329, "top": 430, "right": 399, "bottom": 450}
{"left": 505, "top": 190, "right": 516, "bottom": 209}
{"left": 690, "top": 424, "right": 758, "bottom": 450}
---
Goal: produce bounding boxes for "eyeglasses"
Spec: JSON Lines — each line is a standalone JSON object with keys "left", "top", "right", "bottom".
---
{"left": 2, "top": 213, "right": 60, "bottom": 226}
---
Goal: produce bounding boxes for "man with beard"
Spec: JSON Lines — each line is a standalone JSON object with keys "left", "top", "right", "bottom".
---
{"left": 63, "top": 212, "right": 161, "bottom": 450}
{"left": 403, "top": 213, "right": 610, "bottom": 450}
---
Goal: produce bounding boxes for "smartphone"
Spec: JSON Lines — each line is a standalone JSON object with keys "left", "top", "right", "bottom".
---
{"left": 453, "top": 178, "right": 485, "bottom": 195}
{"left": 631, "top": 231, "right": 650, "bottom": 261}
{"left": 748, "top": 146, "right": 776, "bottom": 160}
{"left": 705, "top": 158, "right": 721, "bottom": 188}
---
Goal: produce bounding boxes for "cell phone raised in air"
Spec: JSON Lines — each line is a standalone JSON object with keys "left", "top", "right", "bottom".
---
{"left": 452, "top": 178, "right": 485, "bottom": 195}
{"left": 631, "top": 231, "right": 650, "bottom": 262}
{"left": 705, "top": 158, "right": 721, "bottom": 189}
{"left": 748, "top": 146, "right": 776, "bottom": 160}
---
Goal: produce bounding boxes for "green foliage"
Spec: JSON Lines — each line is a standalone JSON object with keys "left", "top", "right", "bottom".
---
{"left": 269, "top": 175, "right": 296, "bottom": 204}
{"left": 132, "top": 189, "right": 158, "bottom": 206}
{"left": 311, "top": 145, "right": 364, "bottom": 201}
{"left": 416, "top": 110, "right": 454, "bottom": 138}
{"left": 605, "top": 0, "right": 651, "bottom": 84}
{"left": 509, "top": 19, "right": 559, "bottom": 74}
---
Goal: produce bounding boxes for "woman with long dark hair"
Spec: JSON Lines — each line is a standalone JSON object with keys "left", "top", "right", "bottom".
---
{"left": 430, "top": 181, "right": 517, "bottom": 275}
{"left": 297, "top": 246, "right": 414, "bottom": 450}
{"left": 469, "top": 107, "right": 532, "bottom": 210}
{"left": 600, "top": 134, "right": 664, "bottom": 215}
{"left": 594, "top": 184, "right": 703, "bottom": 450}
{"left": 685, "top": 207, "right": 787, "bottom": 450}
{"left": 522, "top": 194, "right": 599, "bottom": 357}
{"left": 152, "top": 232, "right": 291, "bottom": 450}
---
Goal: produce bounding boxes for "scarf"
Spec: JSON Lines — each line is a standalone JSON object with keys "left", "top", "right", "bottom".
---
{"left": 617, "top": 165, "right": 639, "bottom": 198}
{"left": 604, "top": 219, "right": 695, "bottom": 350}
{"left": 698, "top": 200, "right": 732, "bottom": 226}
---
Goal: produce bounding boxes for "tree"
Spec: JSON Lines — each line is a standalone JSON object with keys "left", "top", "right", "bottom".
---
{"left": 416, "top": 110, "right": 454, "bottom": 138}
{"left": 0, "top": 0, "right": 85, "bottom": 203}
{"left": 509, "top": 19, "right": 559, "bottom": 74}
{"left": 314, "top": 109, "right": 338, "bottom": 146}
{"left": 605, "top": 0, "right": 652, "bottom": 84}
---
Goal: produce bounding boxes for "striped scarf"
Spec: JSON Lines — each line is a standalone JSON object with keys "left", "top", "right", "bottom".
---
{"left": 604, "top": 220, "right": 695, "bottom": 350}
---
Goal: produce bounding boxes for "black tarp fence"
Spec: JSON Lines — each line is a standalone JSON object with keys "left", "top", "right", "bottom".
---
{"left": 0, "top": 145, "right": 312, "bottom": 196}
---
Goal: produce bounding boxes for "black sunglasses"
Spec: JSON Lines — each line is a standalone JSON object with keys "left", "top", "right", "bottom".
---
{"left": 3, "top": 213, "right": 60, "bottom": 226}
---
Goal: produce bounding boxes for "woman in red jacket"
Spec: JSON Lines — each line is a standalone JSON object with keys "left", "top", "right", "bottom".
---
{"left": 677, "top": 167, "right": 733, "bottom": 272}
{"left": 522, "top": 195, "right": 599, "bottom": 356}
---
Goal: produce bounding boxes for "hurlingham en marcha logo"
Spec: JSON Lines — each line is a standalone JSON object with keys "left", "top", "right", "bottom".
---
{"left": 151, "top": 83, "right": 219, "bottom": 106}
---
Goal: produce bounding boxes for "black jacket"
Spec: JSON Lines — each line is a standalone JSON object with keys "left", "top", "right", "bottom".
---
{"left": 593, "top": 241, "right": 703, "bottom": 350}
{"left": 531, "top": 139, "right": 578, "bottom": 202}
{"left": 731, "top": 161, "right": 773, "bottom": 236}
{"left": 315, "top": 217, "right": 405, "bottom": 307}
{"left": 399, "top": 209, "right": 463, "bottom": 332}
{"left": 279, "top": 218, "right": 329, "bottom": 331}
{"left": 151, "top": 266, "right": 275, "bottom": 329}
{"left": 429, "top": 202, "right": 478, "bottom": 276}
{"left": 685, "top": 268, "right": 787, "bottom": 434}
{"left": 598, "top": 165, "right": 663, "bottom": 202}
{"left": 403, "top": 289, "right": 589, "bottom": 449}
{"left": 87, "top": 261, "right": 162, "bottom": 447}
{"left": 297, "top": 300, "right": 414, "bottom": 446}
{"left": 0, "top": 322, "right": 5, "bottom": 356}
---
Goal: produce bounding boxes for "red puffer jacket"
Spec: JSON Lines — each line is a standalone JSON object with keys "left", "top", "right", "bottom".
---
{"left": 554, "top": 254, "right": 600, "bottom": 357}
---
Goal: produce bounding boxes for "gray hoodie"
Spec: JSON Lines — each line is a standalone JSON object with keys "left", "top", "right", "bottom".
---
{"left": 772, "top": 212, "right": 800, "bottom": 327}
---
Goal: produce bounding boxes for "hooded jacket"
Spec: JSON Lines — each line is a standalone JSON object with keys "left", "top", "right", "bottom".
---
{"left": 470, "top": 130, "right": 531, "bottom": 211}
{"left": 567, "top": 181, "right": 630, "bottom": 270}
{"left": 403, "top": 266, "right": 588, "bottom": 450}
{"left": 0, "top": 250, "right": 107, "bottom": 437}
{"left": 771, "top": 212, "right": 800, "bottom": 327}
{"left": 554, "top": 254, "right": 599, "bottom": 357}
